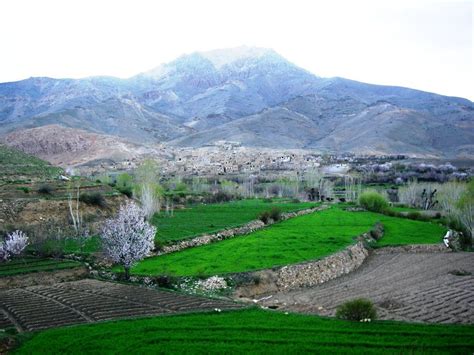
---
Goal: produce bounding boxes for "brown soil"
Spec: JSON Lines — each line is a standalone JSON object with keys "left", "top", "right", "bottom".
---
{"left": 0, "top": 279, "right": 244, "bottom": 332}
{"left": 257, "top": 251, "right": 474, "bottom": 324}
{"left": 0, "top": 267, "right": 88, "bottom": 289}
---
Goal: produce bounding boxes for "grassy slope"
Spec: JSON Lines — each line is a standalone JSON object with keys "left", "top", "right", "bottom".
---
{"left": 133, "top": 207, "right": 445, "bottom": 276}
{"left": 0, "top": 258, "right": 82, "bottom": 277}
{"left": 152, "top": 199, "right": 318, "bottom": 243}
{"left": 16, "top": 309, "right": 474, "bottom": 354}
{"left": 0, "top": 144, "right": 61, "bottom": 181}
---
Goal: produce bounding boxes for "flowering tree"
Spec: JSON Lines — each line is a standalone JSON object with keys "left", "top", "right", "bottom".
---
{"left": 1, "top": 230, "right": 29, "bottom": 262}
{"left": 0, "top": 244, "right": 8, "bottom": 262}
{"left": 101, "top": 202, "right": 156, "bottom": 279}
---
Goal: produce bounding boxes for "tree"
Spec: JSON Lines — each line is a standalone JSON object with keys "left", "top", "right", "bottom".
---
{"left": 101, "top": 202, "right": 156, "bottom": 279}
{"left": 1, "top": 230, "right": 29, "bottom": 262}
{"left": 457, "top": 180, "right": 474, "bottom": 244}
{"left": 134, "top": 159, "right": 162, "bottom": 220}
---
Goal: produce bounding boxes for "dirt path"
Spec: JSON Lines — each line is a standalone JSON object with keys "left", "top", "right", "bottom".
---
{"left": 259, "top": 251, "right": 474, "bottom": 324}
{"left": 0, "top": 279, "right": 244, "bottom": 332}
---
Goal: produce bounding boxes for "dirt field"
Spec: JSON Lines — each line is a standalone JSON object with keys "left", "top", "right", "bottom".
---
{"left": 259, "top": 251, "right": 474, "bottom": 324}
{"left": 0, "top": 279, "right": 243, "bottom": 332}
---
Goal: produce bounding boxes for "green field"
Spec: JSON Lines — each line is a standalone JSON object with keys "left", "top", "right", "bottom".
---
{"left": 15, "top": 309, "right": 474, "bottom": 354}
{"left": 152, "top": 199, "right": 318, "bottom": 243}
{"left": 0, "top": 258, "right": 83, "bottom": 277}
{"left": 132, "top": 207, "right": 445, "bottom": 276}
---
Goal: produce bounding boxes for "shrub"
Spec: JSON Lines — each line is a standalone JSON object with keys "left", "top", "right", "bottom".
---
{"left": 16, "top": 186, "right": 30, "bottom": 194}
{"left": 154, "top": 275, "right": 178, "bottom": 289}
{"left": 213, "top": 191, "right": 232, "bottom": 203}
{"left": 117, "top": 186, "right": 133, "bottom": 198}
{"left": 406, "top": 211, "right": 430, "bottom": 221}
{"left": 407, "top": 211, "right": 421, "bottom": 220}
{"left": 38, "top": 184, "right": 54, "bottom": 195}
{"left": 258, "top": 211, "right": 271, "bottom": 224}
{"left": 336, "top": 298, "right": 377, "bottom": 321}
{"left": 269, "top": 207, "right": 282, "bottom": 222}
{"left": 263, "top": 198, "right": 273, "bottom": 203}
{"left": 79, "top": 192, "right": 107, "bottom": 207}
{"left": 258, "top": 207, "right": 282, "bottom": 224}
{"left": 369, "top": 222, "right": 384, "bottom": 240}
{"left": 449, "top": 269, "right": 472, "bottom": 276}
{"left": 291, "top": 198, "right": 301, "bottom": 203}
{"left": 359, "top": 191, "right": 388, "bottom": 213}
{"left": 383, "top": 209, "right": 402, "bottom": 218}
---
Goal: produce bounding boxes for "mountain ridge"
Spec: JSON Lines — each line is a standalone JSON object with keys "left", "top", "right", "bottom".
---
{"left": 0, "top": 46, "right": 473, "bottom": 158}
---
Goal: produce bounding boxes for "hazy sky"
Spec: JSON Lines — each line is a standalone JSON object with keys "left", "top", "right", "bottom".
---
{"left": 0, "top": 0, "right": 472, "bottom": 100}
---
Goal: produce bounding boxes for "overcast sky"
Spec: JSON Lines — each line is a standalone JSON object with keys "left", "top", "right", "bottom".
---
{"left": 0, "top": 0, "right": 472, "bottom": 100}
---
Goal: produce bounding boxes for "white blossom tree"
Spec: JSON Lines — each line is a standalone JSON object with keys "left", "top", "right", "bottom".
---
{"left": 101, "top": 202, "right": 156, "bottom": 279}
{"left": 0, "top": 244, "right": 8, "bottom": 262}
{"left": 1, "top": 230, "right": 29, "bottom": 262}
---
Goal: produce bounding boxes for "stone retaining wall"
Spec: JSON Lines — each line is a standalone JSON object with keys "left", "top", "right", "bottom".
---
{"left": 234, "top": 240, "right": 371, "bottom": 297}
{"left": 276, "top": 241, "right": 369, "bottom": 290}
{"left": 156, "top": 205, "right": 327, "bottom": 256}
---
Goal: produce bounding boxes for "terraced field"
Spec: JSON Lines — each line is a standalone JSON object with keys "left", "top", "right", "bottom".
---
{"left": 132, "top": 207, "right": 446, "bottom": 276}
{"left": 260, "top": 251, "right": 474, "bottom": 324}
{"left": 151, "top": 199, "right": 318, "bottom": 243}
{"left": 0, "top": 258, "right": 83, "bottom": 277}
{"left": 0, "top": 279, "right": 243, "bottom": 332}
{"left": 15, "top": 309, "right": 474, "bottom": 354}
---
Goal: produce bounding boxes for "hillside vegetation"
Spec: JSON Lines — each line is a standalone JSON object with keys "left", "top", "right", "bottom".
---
{"left": 0, "top": 144, "right": 62, "bottom": 182}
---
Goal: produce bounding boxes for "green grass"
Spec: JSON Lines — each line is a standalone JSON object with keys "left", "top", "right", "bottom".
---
{"left": 15, "top": 309, "right": 474, "bottom": 354}
{"left": 61, "top": 236, "right": 102, "bottom": 254}
{"left": 152, "top": 199, "right": 318, "bottom": 243}
{"left": 0, "top": 257, "right": 82, "bottom": 277}
{"left": 132, "top": 207, "right": 446, "bottom": 276}
{"left": 0, "top": 144, "right": 62, "bottom": 180}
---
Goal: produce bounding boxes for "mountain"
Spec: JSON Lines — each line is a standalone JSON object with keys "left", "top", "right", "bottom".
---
{"left": 0, "top": 46, "right": 473, "bottom": 158}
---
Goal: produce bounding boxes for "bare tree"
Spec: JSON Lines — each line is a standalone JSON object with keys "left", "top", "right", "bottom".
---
{"left": 399, "top": 180, "right": 421, "bottom": 207}
{"left": 66, "top": 184, "right": 90, "bottom": 252}
{"left": 134, "top": 159, "right": 162, "bottom": 220}
{"left": 101, "top": 202, "right": 156, "bottom": 279}
{"left": 438, "top": 182, "right": 465, "bottom": 216}
{"left": 344, "top": 175, "right": 362, "bottom": 202}
{"left": 456, "top": 181, "right": 474, "bottom": 243}
{"left": 139, "top": 183, "right": 161, "bottom": 221}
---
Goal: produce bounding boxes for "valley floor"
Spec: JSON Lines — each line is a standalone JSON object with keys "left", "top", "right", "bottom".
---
{"left": 259, "top": 250, "right": 474, "bottom": 324}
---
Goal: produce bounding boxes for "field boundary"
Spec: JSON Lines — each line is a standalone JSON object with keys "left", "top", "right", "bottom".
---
{"left": 154, "top": 205, "right": 329, "bottom": 256}
{"left": 234, "top": 239, "right": 372, "bottom": 297}
{"left": 373, "top": 244, "right": 450, "bottom": 254}
{"left": 234, "top": 241, "right": 452, "bottom": 298}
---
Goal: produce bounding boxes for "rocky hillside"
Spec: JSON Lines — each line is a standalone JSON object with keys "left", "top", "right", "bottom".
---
{"left": 0, "top": 46, "right": 473, "bottom": 158}
{"left": 1, "top": 125, "right": 160, "bottom": 168}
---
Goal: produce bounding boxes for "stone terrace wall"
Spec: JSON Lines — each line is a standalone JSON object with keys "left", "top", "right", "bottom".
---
{"left": 276, "top": 241, "right": 369, "bottom": 290}
{"left": 155, "top": 205, "right": 327, "bottom": 256}
{"left": 234, "top": 240, "right": 370, "bottom": 297}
